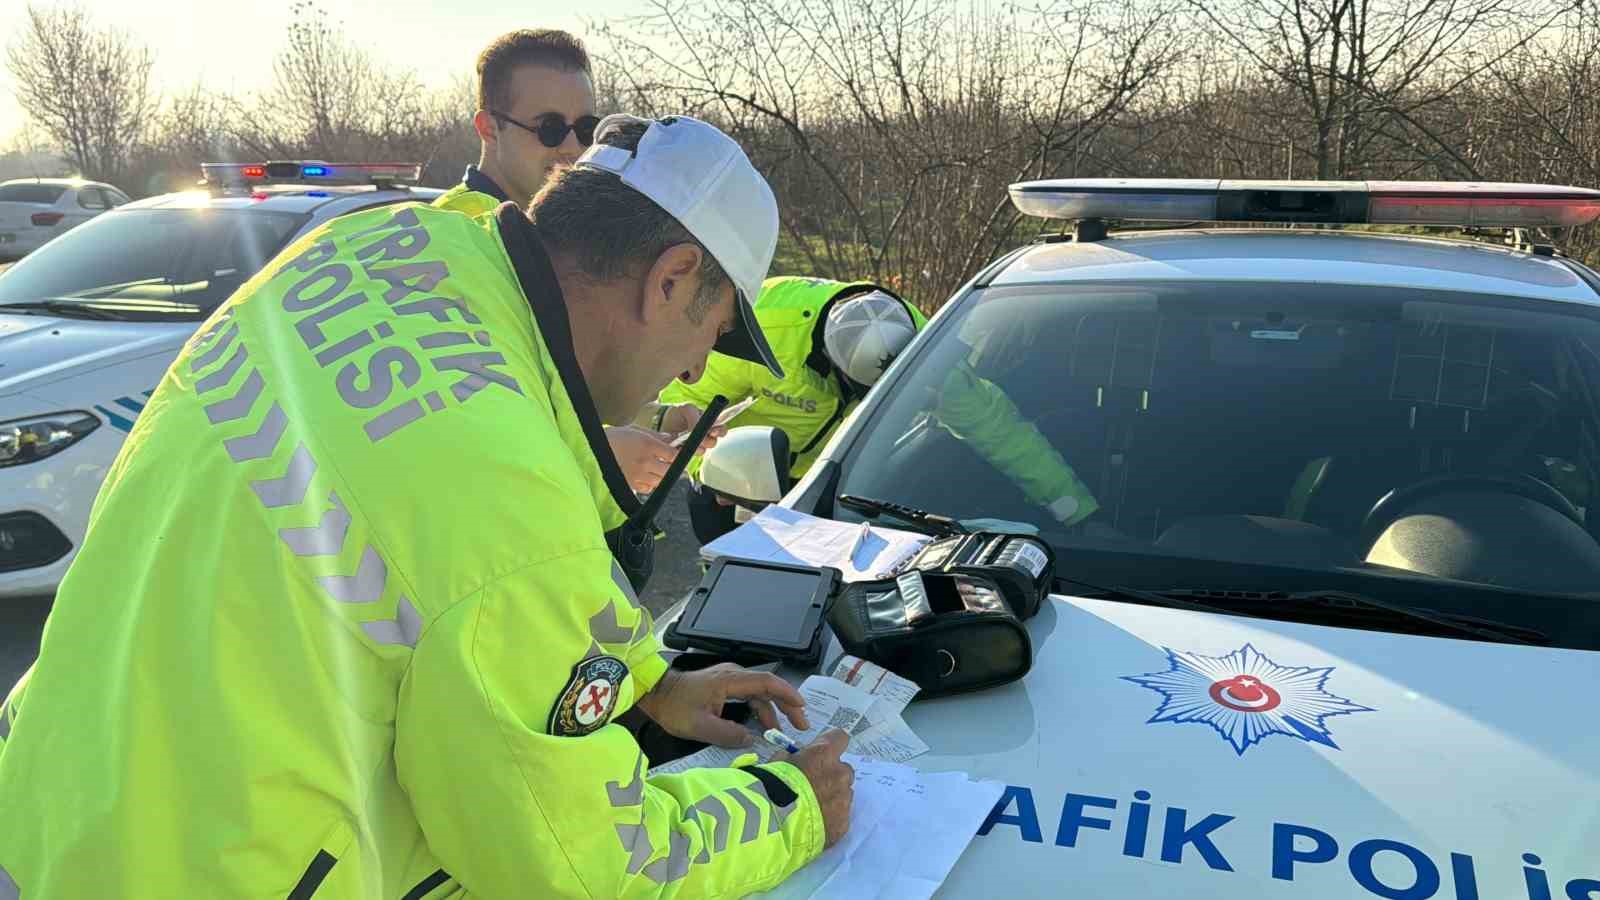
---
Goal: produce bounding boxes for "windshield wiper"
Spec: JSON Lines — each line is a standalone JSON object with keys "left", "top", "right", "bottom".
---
{"left": 0, "top": 300, "right": 125, "bottom": 321}
{"left": 66, "top": 277, "right": 172, "bottom": 300}
{"left": 1053, "top": 578, "right": 1546, "bottom": 646}
{"left": 1052, "top": 574, "right": 1225, "bottom": 615}
{"left": 1161, "top": 588, "right": 1543, "bottom": 646}
{"left": 837, "top": 494, "right": 968, "bottom": 536}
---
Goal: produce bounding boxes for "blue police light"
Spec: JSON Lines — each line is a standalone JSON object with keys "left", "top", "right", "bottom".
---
{"left": 200, "top": 160, "right": 423, "bottom": 190}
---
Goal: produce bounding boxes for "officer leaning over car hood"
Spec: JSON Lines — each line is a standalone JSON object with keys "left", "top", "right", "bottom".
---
{"left": 0, "top": 114, "right": 854, "bottom": 899}
{"left": 658, "top": 276, "right": 1103, "bottom": 542}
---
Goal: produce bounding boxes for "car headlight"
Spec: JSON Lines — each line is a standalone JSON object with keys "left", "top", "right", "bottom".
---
{"left": 0, "top": 411, "right": 101, "bottom": 468}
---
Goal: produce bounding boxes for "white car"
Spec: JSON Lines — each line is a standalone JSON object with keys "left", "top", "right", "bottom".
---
{"left": 0, "top": 178, "right": 131, "bottom": 261}
{"left": 0, "top": 162, "right": 441, "bottom": 598}
{"left": 662, "top": 181, "right": 1600, "bottom": 897}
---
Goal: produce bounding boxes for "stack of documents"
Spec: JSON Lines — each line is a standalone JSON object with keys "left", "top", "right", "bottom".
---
{"left": 700, "top": 506, "right": 932, "bottom": 582}
{"left": 648, "top": 656, "right": 1002, "bottom": 900}
{"left": 751, "top": 756, "right": 1005, "bottom": 900}
{"left": 672, "top": 396, "right": 758, "bottom": 447}
{"left": 647, "top": 655, "right": 929, "bottom": 777}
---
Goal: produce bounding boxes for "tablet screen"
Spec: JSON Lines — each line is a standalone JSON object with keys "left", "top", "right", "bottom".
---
{"left": 691, "top": 563, "right": 823, "bottom": 645}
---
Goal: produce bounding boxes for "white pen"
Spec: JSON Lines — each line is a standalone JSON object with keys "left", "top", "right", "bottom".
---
{"left": 764, "top": 728, "right": 802, "bottom": 753}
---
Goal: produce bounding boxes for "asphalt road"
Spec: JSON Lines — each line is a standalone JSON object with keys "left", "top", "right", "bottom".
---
{"left": 0, "top": 481, "right": 706, "bottom": 699}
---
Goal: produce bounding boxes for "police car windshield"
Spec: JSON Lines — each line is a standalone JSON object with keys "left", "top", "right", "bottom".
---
{"left": 837, "top": 280, "right": 1600, "bottom": 610}
{"left": 0, "top": 207, "right": 305, "bottom": 320}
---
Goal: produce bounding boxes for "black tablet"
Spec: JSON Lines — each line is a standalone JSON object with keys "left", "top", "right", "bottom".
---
{"left": 666, "top": 558, "right": 839, "bottom": 663}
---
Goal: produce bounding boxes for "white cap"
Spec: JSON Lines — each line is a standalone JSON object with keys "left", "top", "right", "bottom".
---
{"left": 823, "top": 290, "right": 918, "bottom": 386}
{"left": 575, "top": 114, "right": 783, "bottom": 379}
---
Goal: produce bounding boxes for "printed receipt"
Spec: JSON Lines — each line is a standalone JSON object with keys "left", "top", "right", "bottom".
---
{"left": 647, "top": 665, "right": 928, "bottom": 776}
{"left": 830, "top": 655, "right": 919, "bottom": 717}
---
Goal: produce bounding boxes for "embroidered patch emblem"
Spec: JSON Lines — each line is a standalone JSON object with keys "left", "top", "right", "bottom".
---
{"left": 550, "top": 655, "right": 629, "bottom": 737}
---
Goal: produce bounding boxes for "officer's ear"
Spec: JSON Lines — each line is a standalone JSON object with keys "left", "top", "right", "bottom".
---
{"left": 473, "top": 110, "right": 498, "bottom": 145}
{"left": 640, "top": 242, "right": 706, "bottom": 325}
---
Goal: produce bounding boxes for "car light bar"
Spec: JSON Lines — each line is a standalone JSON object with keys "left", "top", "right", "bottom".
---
{"left": 201, "top": 161, "right": 423, "bottom": 188}
{"left": 1008, "top": 179, "right": 1600, "bottom": 229}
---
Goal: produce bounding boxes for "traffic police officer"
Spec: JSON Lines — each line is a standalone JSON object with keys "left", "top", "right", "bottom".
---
{"left": 0, "top": 115, "right": 854, "bottom": 898}
{"left": 435, "top": 29, "right": 704, "bottom": 503}
{"left": 658, "top": 276, "right": 1102, "bottom": 542}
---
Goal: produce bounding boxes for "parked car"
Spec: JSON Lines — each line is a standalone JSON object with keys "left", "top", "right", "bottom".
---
{"left": 665, "top": 179, "right": 1600, "bottom": 898}
{"left": 0, "top": 162, "right": 441, "bottom": 597}
{"left": 0, "top": 178, "right": 131, "bottom": 261}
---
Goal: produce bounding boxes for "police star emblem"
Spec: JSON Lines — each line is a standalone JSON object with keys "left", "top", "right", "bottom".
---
{"left": 550, "top": 655, "right": 629, "bottom": 737}
{"left": 1122, "top": 643, "right": 1374, "bottom": 755}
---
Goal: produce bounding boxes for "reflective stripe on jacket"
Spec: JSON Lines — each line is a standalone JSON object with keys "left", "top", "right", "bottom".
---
{"left": 0, "top": 203, "right": 822, "bottom": 898}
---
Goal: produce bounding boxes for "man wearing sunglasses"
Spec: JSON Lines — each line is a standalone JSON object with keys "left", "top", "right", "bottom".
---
{"left": 436, "top": 29, "right": 709, "bottom": 530}
{"left": 435, "top": 29, "right": 601, "bottom": 218}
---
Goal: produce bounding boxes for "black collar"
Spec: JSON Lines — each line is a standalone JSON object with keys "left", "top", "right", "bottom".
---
{"left": 493, "top": 203, "right": 641, "bottom": 517}
{"left": 463, "top": 165, "right": 511, "bottom": 203}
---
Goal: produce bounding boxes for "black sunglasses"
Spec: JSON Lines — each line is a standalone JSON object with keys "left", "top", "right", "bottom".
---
{"left": 492, "top": 111, "right": 600, "bottom": 149}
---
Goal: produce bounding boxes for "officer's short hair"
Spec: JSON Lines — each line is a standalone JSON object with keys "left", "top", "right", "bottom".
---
{"left": 528, "top": 119, "right": 732, "bottom": 322}
{"left": 476, "top": 29, "right": 591, "bottom": 114}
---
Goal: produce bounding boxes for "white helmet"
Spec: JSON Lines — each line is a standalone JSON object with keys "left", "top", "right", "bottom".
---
{"left": 823, "top": 290, "right": 917, "bottom": 387}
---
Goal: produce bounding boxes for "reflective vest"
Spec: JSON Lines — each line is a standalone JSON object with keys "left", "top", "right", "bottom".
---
{"left": 659, "top": 277, "right": 1099, "bottom": 524}
{"left": 430, "top": 165, "right": 510, "bottom": 221}
{"left": 432, "top": 182, "right": 502, "bottom": 220}
{"left": 432, "top": 173, "right": 642, "bottom": 541}
{"left": 660, "top": 276, "right": 904, "bottom": 479}
{"left": 0, "top": 204, "right": 821, "bottom": 898}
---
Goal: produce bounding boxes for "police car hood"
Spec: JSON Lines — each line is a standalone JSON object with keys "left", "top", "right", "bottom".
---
{"left": 913, "top": 594, "right": 1599, "bottom": 898}
{"left": 0, "top": 315, "right": 191, "bottom": 397}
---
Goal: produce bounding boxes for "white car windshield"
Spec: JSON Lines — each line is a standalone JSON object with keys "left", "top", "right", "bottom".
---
{"left": 0, "top": 207, "right": 305, "bottom": 319}
{"left": 837, "top": 280, "right": 1600, "bottom": 614}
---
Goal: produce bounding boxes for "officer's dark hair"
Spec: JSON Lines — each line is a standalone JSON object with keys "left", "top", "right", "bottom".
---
{"left": 529, "top": 119, "right": 732, "bottom": 322}
{"left": 476, "top": 29, "right": 592, "bottom": 114}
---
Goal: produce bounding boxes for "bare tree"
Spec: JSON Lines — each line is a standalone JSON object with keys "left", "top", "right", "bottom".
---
{"left": 240, "top": 1, "right": 441, "bottom": 163}
{"left": 5, "top": 4, "right": 155, "bottom": 182}
{"left": 1189, "top": 0, "right": 1572, "bottom": 179}
{"left": 593, "top": 0, "right": 1181, "bottom": 307}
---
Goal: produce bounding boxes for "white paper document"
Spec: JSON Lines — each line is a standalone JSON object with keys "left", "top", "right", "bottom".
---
{"left": 750, "top": 755, "right": 1006, "bottom": 900}
{"left": 849, "top": 717, "right": 930, "bottom": 763}
{"left": 829, "top": 655, "right": 920, "bottom": 717}
{"left": 647, "top": 673, "right": 923, "bottom": 777}
{"left": 700, "top": 506, "right": 931, "bottom": 581}
{"left": 671, "top": 396, "right": 759, "bottom": 447}
{"left": 645, "top": 743, "right": 750, "bottom": 776}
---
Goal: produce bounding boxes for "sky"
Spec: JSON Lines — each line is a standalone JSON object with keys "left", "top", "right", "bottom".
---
{"left": 0, "top": 0, "right": 653, "bottom": 146}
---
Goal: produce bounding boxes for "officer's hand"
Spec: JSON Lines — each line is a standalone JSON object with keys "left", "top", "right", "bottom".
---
{"left": 660, "top": 403, "right": 727, "bottom": 452}
{"left": 606, "top": 426, "right": 676, "bottom": 493}
{"left": 658, "top": 403, "right": 704, "bottom": 435}
{"left": 636, "top": 663, "right": 809, "bottom": 747}
{"left": 773, "top": 729, "right": 854, "bottom": 848}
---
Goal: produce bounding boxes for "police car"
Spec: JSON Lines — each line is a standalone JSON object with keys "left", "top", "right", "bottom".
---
{"left": 0, "top": 162, "right": 441, "bottom": 598}
{"left": 672, "top": 181, "right": 1600, "bottom": 898}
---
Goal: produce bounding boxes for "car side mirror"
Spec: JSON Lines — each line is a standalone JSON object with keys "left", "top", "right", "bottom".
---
{"left": 699, "top": 425, "right": 792, "bottom": 510}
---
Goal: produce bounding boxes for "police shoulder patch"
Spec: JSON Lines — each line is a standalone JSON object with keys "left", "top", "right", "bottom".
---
{"left": 549, "top": 655, "right": 629, "bottom": 737}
